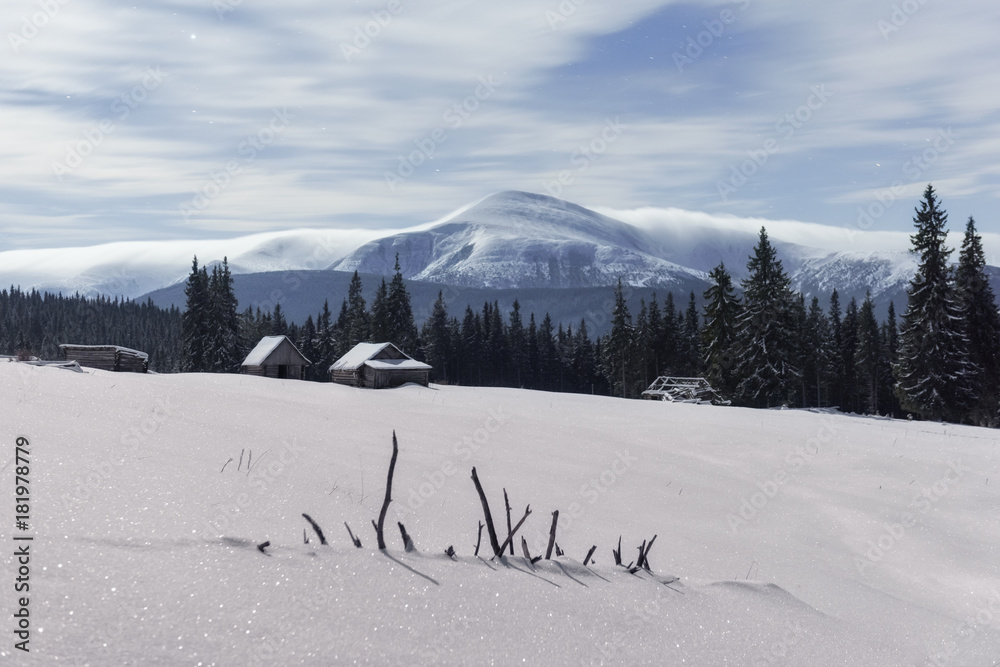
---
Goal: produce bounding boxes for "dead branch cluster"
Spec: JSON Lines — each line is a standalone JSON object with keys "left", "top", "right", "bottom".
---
{"left": 256, "top": 431, "right": 669, "bottom": 581}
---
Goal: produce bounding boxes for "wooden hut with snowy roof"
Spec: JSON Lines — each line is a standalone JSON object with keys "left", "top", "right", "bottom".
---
{"left": 330, "top": 342, "right": 431, "bottom": 388}
{"left": 59, "top": 344, "right": 149, "bottom": 373}
{"left": 241, "top": 335, "right": 310, "bottom": 380}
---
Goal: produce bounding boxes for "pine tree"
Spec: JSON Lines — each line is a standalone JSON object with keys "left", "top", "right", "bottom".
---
{"left": 701, "top": 262, "right": 741, "bottom": 398}
{"left": 680, "top": 292, "right": 701, "bottom": 376}
{"left": 602, "top": 278, "right": 636, "bottom": 398}
{"left": 538, "top": 313, "right": 558, "bottom": 392}
{"left": 205, "top": 258, "right": 240, "bottom": 372}
{"left": 271, "top": 303, "right": 288, "bottom": 336}
{"left": 733, "top": 227, "right": 800, "bottom": 407}
{"left": 297, "top": 315, "right": 318, "bottom": 380}
{"left": 854, "top": 292, "right": 881, "bottom": 414}
{"left": 877, "top": 302, "right": 901, "bottom": 417}
{"left": 181, "top": 256, "right": 210, "bottom": 372}
{"left": 828, "top": 290, "right": 844, "bottom": 407}
{"left": 461, "top": 306, "right": 483, "bottom": 385}
{"left": 421, "top": 291, "right": 451, "bottom": 383}
{"left": 840, "top": 298, "right": 860, "bottom": 413}
{"left": 387, "top": 254, "right": 419, "bottom": 355}
{"left": 896, "top": 185, "right": 974, "bottom": 422}
{"left": 507, "top": 300, "right": 527, "bottom": 387}
{"left": 313, "top": 299, "right": 335, "bottom": 381}
{"left": 370, "top": 278, "right": 391, "bottom": 342}
{"left": 955, "top": 216, "right": 1000, "bottom": 425}
{"left": 345, "top": 271, "right": 369, "bottom": 348}
{"left": 800, "top": 296, "right": 833, "bottom": 407}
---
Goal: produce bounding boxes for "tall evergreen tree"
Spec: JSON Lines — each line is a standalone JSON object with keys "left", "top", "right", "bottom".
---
{"left": 733, "top": 227, "right": 800, "bottom": 407}
{"left": 896, "top": 185, "right": 974, "bottom": 422}
{"left": 345, "top": 271, "right": 369, "bottom": 348}
{"left": 877, "top": 302, "right": 901, "bottom": 417}
{"left": 602, "top": 278, "right": 636, "bottom": 398}
{"left": 205, "top": 258, "right": 240, "bottom": 372}
{"left": 800, "top": 296, "right": 833, "bottom": 408}
{"left": 955, "top": 216, "right": 1000, "bottom": 425}
{"left": 507, "top": 300, "right": 527, "bottom": 387}
{"left": 854, "top": 292, "right": 881, "bottom": 414}
{"left": 421, "top": 291, "right": 452, "bottom": 382}
{"left": 370, "top": 278, "right": 391, "bottom": 343}
{"left": 840, "top": 298, "right": 860, "bottom": 413}
{"left": 181, "top": 256, "right": 210, "bottom": 372}
{"left": 386, "top": 254, "right": 419, "bottom": 355}
{"left": 701, "top": 262, "right": 742, "bottom": 398}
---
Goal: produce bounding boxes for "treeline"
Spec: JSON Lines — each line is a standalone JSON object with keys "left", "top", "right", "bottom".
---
{"left": 0, "top": 286, "right": 183, "bottom": 371}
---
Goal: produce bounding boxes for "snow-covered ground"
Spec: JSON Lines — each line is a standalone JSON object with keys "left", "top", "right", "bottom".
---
{"left": 2, "top": 362, "right": 998, "bottom": 665}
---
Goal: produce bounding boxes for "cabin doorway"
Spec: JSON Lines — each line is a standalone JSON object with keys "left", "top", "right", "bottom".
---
{"left": 277, "top": 365, "right": 288, "bottom": 379}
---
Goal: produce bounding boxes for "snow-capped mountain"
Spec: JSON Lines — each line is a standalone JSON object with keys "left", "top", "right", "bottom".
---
{"left": 1, "top": 190, "right": 995, "bottom": 306}
{"left": 331, "top": 191, "right": 707, "bottom": 289}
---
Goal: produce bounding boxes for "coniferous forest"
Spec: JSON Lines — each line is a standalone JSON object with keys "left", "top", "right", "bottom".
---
{"left": 3, "top": 185, "right": 998, "bottom": 427}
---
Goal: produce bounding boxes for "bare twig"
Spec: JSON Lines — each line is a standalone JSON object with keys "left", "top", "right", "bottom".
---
{"left": 545, "top": 510, "right": 559, "bottom": 560}
{"left": 302, "top": 513, "right": 328, "bottom": 545}
{"left": 584, "top": 545, "right": 597, "bottom": 566}
{"left": 376, "top": 431, "right": 399, "bottom": 550}
{"left": 471, "top": 467, "right": 501, "bottom": 556}
{"left": 344, "top": 522, "right": 362, "bottom": 548}
{"left": 445, "top": 545, "right": 456, "bottom": 559}
{"left": 220, "top": 457, "right": 233, "bottom": 473}
{"left": 257, "top": 540, "right": 270, "bottom": 555}
{"left": 613, "top": 536, "right": 622, "bottom": 566}
{"left": 474, "top": 521, "right": 484, "bottom": 557}
{"left": 503, "top": 488, "right": 514, "bottom": 556}
{"left": 238, "top": 448, "right": 245, "bottom": 471}
{"left": 397, "top": 521, "right": 415, "bottom": 552}
{"left": 494, "top": 505, "right": 531, "bottom": 560}
{"left": 303, "top": 529, "right": 309, "bottom": 545}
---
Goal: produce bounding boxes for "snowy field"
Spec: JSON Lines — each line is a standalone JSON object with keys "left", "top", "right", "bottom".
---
{"left": 2, "top": 361, "right": 999, "bottom": 666}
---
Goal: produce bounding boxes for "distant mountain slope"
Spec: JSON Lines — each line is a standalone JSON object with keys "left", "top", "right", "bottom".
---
{"left": 3, "top": 191, "right": 997, "bottom": 319}
{"left": 331, "top": 191, "right": 707, "bottom": 288}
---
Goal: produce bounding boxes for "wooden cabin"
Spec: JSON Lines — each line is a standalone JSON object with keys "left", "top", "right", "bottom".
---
{"left": 59, "top": 344, "right": 149, "bottom": 373}
{"left": 241, "top": 335, "right": 311, "bottom": 380}
{"left": 330, "top": 342, "right": 431, "bottom": 388}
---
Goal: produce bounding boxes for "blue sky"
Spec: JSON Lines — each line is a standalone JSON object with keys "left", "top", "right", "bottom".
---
{"left": 2, "top": 0, "right": 998, "bottom": 250}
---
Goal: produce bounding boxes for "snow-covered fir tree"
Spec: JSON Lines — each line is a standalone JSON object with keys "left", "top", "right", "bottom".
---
{"left": 733, "top": 227, "right": 800, "bottom": 408}
{"left": 895, "top": 185, "right": 975, "bottom": 422}
{"left": 955, "top": 216, "right": 1000, "bottom": 425}
{"left": 701, "top": 261, "right": 742, "bottom": 400}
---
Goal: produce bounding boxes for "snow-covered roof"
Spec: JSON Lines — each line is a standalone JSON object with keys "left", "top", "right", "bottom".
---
{"left": 58, "top": 344, "right": 148, "bottom": 360}
{"left": 241, "top": 335, "right": 309, "bottom": 367}
{"left": 330, "top": 342, "right": 429, "bottom": 372}
{"left": 364, "top": 358, "right": 431, "bottom": 371}
{"left": 330, "top": 342, "right": 393, "bottom": 371}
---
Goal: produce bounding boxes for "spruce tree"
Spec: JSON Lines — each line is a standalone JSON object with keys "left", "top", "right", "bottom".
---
{"left": 801, "top": 296, "right": 833, "bottom": 408}
{"left": 181, "top": 256, "right": 210, "bottom": 372}
{"left": 386, "top": 254, "right": 419, "bottom": 355}
{"left": 955, "top": 216, "right": 1000, "bottom": 425}
{"left": 602, "top": 278, "right": 635, "bottom": 398}
{"left": 701, "top": 262, "right": 742, "bottom": 399}
{"left": 507, "top": 300, "right": 527, "bottom": 387}
{"left": 840, "top": 298, "right": 860, "bottom": 413}
{"left": 896, "top": 185, "right": 974, "bottom": 422}
{"left": 345, "top": 271, "right": 369, "bottom": 348}
{"left": 421, "top": 291, "right": 451, "bottom": 382}
{"left": 733, "top": 227, "right": 800, "bottom": 407}
{"left": 877, "top": 303, "right": 901, "bottom": 417}
{"left": 370, "top": 278, "right": 391, "bottom": 342}
{"left": 854, "top": 292, "right": 881, "bottom": 414}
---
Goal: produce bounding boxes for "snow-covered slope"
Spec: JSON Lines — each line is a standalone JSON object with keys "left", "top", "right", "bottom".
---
{"left": 332, "top": 191, "right": 707, "bottom": 288}
{"left": 2, "top": 362, "right": 999, "bottom": 665}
